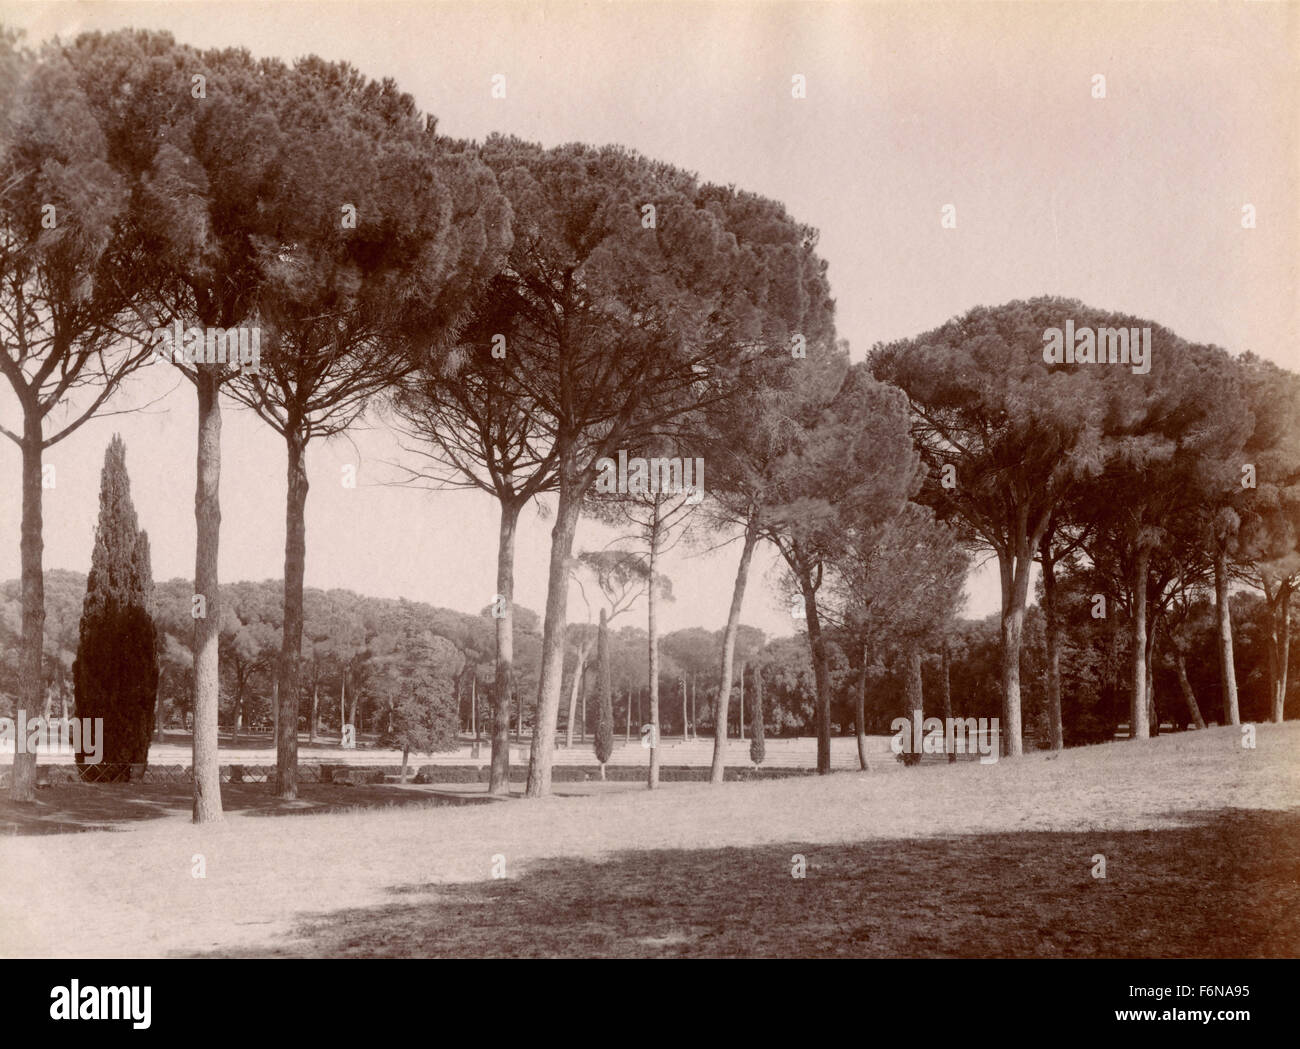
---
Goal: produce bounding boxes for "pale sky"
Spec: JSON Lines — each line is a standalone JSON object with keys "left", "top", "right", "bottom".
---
{"left": 1, "top": 1, "right": 1296, "bottom": 639}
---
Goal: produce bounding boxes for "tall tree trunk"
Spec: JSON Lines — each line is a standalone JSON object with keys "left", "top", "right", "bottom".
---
{"left": 710, "top": 511, "right": 760, "bottom": 783}
{"left": 154, "top": 687, "right": 166, "bottom": 743}
{"left": 1266, "top": 580, "right": 1292, "bottom": 724}
{"left": 941, "top": 634, "right": 956, "bottom": 763}
{"left": 471, "top": 674, "right": 478, "bottom": 741}
{"left": 1145, "top": 620, "right": 1159, "bottom": 737}
{"left": 1215, "top": 548, "right": 1240, "bottom": 725}
{"left": 738, "top": 662, "right": 745, "bottom": 741}
{"left": 346, "top": 678, "right": 357, "bottom": 733}
{"left": 276, "top": 429, "right": 309, "bottom": 799}
{"left": 339, "top": 673, "right": 345, "bottom": 736}
{"left": 691, "top": 674, "right": 696, "bottom": 739}
{"left": 490, "top": 499, "right": 519, "bottom": 793}
{"left": 564, "top": 639, "right": 592, "bottom": 748}
{"left": 525, "top": 470, "right": 584, "bottom": 798}
{"left": 1039, "top": 536, "right": 1065, "bottom": 751}
{"left": 625, "top": 686, "right": 631, "bottom": 742}
{"left": 997, "top": 545, "right": 1031, "bottom": 757}
{"left": 192, "top": 370, "right": 224, "bottom": 822}
{"left": 902, "top": 644, "right": 923, "bottom": 767}
{"left": 647, "top": 498, "right": 662, "bottom": 790}
{"left": 1174, "top": 645, "right": 1207, "bottom": 729}
{"left": 1277, "top": 584, "right": 1291, "bottom": 723}
{"left": 855, "top": 643, "right": 869, "bottom": 771}
{"left": 681, "top": 678, "right": 687, "bottom": 741}
{"left": 308, "top": 681, "right": 318, "bottom": 744}
{"left": 232, "top": 685, "right": 243, "bottom": 745}
{"left": 800, "top": 566, "right": 834, "bottom": 775}
{"left": 11, "top": 423, "right": 44, "bottom": 802}
{"left": 1130, "top": 546, "right": 1150, "bottom": 739}
{"left": 400, "top": 745, "right": 409, "bottom": 784}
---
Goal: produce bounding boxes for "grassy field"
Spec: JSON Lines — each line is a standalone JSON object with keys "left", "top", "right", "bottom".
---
{"left": 1, "top": 723, "right": 1297, "bottom": 958}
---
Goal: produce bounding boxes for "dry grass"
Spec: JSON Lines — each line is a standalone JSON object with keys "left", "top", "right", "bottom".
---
{"left": 2, "top": 723, "right": 1298, "bottom": 958}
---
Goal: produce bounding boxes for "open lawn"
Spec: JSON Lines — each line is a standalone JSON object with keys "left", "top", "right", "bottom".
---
{"left": 2, "top": 723, "right": 1298, "bottom": 958}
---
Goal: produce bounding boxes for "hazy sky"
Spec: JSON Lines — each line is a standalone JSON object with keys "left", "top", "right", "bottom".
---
{"left": 1, "top": 1, "right": 1296, "bottom": 640}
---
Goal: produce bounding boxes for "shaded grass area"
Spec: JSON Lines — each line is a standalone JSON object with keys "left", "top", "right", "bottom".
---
{"left": 196, "top": 807, "right": 1300, "bottom": 959}
{"left": 0, "top": 781, "right": 505, "bottom": 835}
{"left": 0, "top": 771, "right": 811, "bottom": 836}
{"left": 5, "top": 724, "right": 1297, "bottom": 957}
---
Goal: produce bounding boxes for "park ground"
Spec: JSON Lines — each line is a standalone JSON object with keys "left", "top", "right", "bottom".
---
{"left": 1, "top": 723, "right": 1298, "bottom": 958}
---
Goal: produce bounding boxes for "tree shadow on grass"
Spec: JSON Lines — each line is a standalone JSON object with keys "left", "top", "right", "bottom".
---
{"left": 0, "top": 781, "right": 501, "bottom": 836}
{"left": 190, "top": 807, "right": 1300, "bottom": 958}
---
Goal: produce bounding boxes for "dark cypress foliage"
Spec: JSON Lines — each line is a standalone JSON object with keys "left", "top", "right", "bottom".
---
{"left": 73, "top": 436, "right": 158, "bottom": 781}
{"left": 594, "top": 609, "right": 614, "bottom": 778}
{"left": 750, "top": 664, "right": 765, "bottom": 767}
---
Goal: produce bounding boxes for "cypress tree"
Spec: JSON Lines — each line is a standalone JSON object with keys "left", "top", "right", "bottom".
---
{"left": 594, "top": 609, "right": 614, "bottom": 779}
{"left": 750, "top": 664, "right": 766, "bottom": 768}
{"left": 73, "top": 436, "right": 158, "bottom": 781}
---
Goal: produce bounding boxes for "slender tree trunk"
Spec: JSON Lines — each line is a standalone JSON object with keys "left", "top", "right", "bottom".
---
{"left": 308, "top": 681, "right": 318, "bottom": 744}
{"left": 625, "top": 686, "right": 631, "bottom": 742}
{"left": 488, "top": 501, "right": 518, "bottom": 792}
{"left": 346, "top": 679, "right": 357, "bottom": 734}
{"left": 941, "top": 635, "right": 956, "bottom": 763}
{"left": 738, "top": 662, "right": 745, "bottom": 742}
{"left": 1215, "top": 548, "right": 1240, "bottom": 725}
{"left": 1267, "top": 581, "right": 1292, "bottom": 723}
{"left": 997, "top": 546, "right": 1030, "bottom": 757}
{"left": 1130, "top": 546, "right": 1150, "bottom": 739}
{"left": 1145, "top": 620, "right": 1159, "bottom": 737}
{"left": 902, "top": 644, "right": 923, "bottom": 767}
{"left": 232, "top": 685, "right": 243, "bottom": 745}
{"left": 154, "top": 687, "right": 166, "bottom": 744}
{"left": 1277, "top": 584, "right": 1291, "bottom": 723}
{"left": 192, "top": 370, "right": 224, "bottom": 822}
{"left": 1174, "top": 645, "right": 1207, "bottom": 729}
{"left": 471, "top": 674, "right": 478, "bottom": 740}
{"left": 11, "top": 423, "right": 44, "bottom": 802}
{"left": 400, "top": 745, "right": 409, "bottom": 784}
{"left": 691, "top": 673, "right": 696, "bottom": 739}
{"left": 1039, "top": 538, "right": 1065, "bottom": 751}
{"left": 339, "top": 673, "right": 346, "bottom": 736}
{"left": 681, "top": 678, "right": 688, "bottom": 741}
{"left": 526, "top": 469, "right": 584, "bottom": 798}
{"left": 800, "top": 567, "right": 834, "bottom": 775}
{"left": 855, "top": 643, "right": 869, "bottom": 771}
{"left": 276, "top": 429, "right": 309, "bottom": 799}
{"left": 710, "top": 512, "right": 760, "bottom": 784}
{"left": 564, "top": 639, "right": 592, "bottom": 748}
{"left": 647, "top": 498, "right": 662, "bottom": 790}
